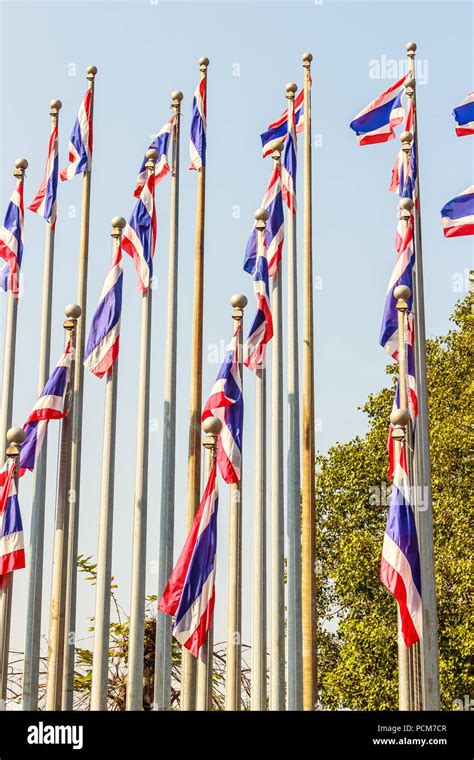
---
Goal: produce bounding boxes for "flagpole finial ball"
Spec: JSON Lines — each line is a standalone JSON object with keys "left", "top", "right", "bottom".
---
{"left": 255, "top": 207, "right": 269, "bottom": 222}
{"left": 399, "top": 197, "right": 414, "bottom": 212}
{"left": 400, "top": 131, "right": 413, "bottom": 144}
{"left": 111, "top": 216, "right": 126, "bottom": 230}
{"left": 273, "top": 139, "right": 284, "bottom": 154}
{"left": 50, "top": 99, "right": 62, "bottom": 110}
{"left": 394, "top": 285, "right": 412, "bottom": 302}
{"left": 65, "top": 304, "right": 82, "bottom": 320}
{"left": 390, "top": 408, "right": 410, "bottom": 427}
{"left": 199, "top": 57, "right": 209, "bottom": 68}
{"left": 7, "top": 427, "right": 26, "bottom": 445}
{"left": 15, "top": 158, "right": 28, "bottom": 170}
{"left": 146, "top": 148, "right": 159, "bottom": 161}
{"left": 286, "top": 82, "right": 298, "bottom": 94}
{"left": 406, "top": 42, "right": 417, "bottom": 54}
{"left": 171, "top": 90, "right": 183, "bottom": 102}
{"left": 302, "top": 52, "right": 313, "bottom": 64}
{"left": 231, "top": 294, "right": 248, "bottom": 309}
{"left": 202, "top": 417, "right": 222, "bottom": 436}
{"left": 87, "top": 65, "right": 98, "bottom": 77}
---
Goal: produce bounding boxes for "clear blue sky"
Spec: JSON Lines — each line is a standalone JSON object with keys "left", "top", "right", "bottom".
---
{"left": 1, "top": 0, "right": 472, "bottom": 668}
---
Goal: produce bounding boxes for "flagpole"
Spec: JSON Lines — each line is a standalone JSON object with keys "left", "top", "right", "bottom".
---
{"left": 182, "top": 55, "right": 209, "bottom": 712}
{"left": 270, "top": 144, "right": 285, "bottom": 712}
{"left": 22, "top": 99, "right": 62, "bottom": 711}
{"left": 285, "top": 82, "right": 303, "bottom": 712}
{"left": 0, "top": 426, "right": 25, "bottom": 708}
{"left": 126, "top": 149, "right": 158, "bottom": 712}
{"left": 61, "top": 65, "right": 98, "bottom": 710}
{"left": 301, "top": 51, "right": 316, "bottom": 711}
{"left": 90, "top": 217, "right": 125, "bottom": 711}
{"left": 405, "top": 42, "right": 440, "bottom": 711}
{"left": 196, "top": 416, "right": 221, "bottom": 711}
{"left": 225, "top": 293, "right": 247, "bottom": 711}
{"left": 251, "top": 207, "right": 269, "bottom": 711}
{"left": 154, "top": 89, "right": 183, "bottom": 712}
{"left": 45, "top": 305, "right": 81, "bottom": 711}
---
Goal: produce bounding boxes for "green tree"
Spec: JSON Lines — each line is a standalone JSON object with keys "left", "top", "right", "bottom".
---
{"left": 316, "top": 296, "right": 472, "bottom": 710}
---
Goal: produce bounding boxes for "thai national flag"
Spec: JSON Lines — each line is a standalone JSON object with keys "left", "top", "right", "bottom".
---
{"left": 453, "top": 91, "right": 474, "bottom": 137}
{"left": 0, "top": 178, "right": 25, "bottom": 296}
{"left": 29, "top": 120, "right": 59, "bottom": 228}
{"left": 60, "top": 88, "right": 93, "bottom": 181}
{"left": 281, "top": 94, "right": 297, "bottom": 214}
{"left": 84, "top": 243, "right": 123, "bottom": 378}
{"left": 260, "top": 88, "right": 304, "bottom": 158}
{"left": 189, "top": 78, "right": 207, "bottom": 170}
{"left": 202, "top": 324, "right": 243, "bottom": 484}
{"left": 134, "top": 116, "right": 174, "bottom": 198}
{"left": 243, "top": 165, "right": 284, "bottom": 278}
{"left": 122, "top": 171, "right": 157, "bottom": 292}
{"left": 440, "top": 186, "right": 474, "bottom": 238}
{"left": 390, "top": 101, "right": 416, "bottom": 199}
{"left": 244, "top": 227, "right": 273, "bottom": 371}
{"left": 0, "top": 460, "right": 25, "bottom": 577}
{"left": 380, "top": 218, "right": 414, "bottom": 359}
{"left": 350, "top": 73, "right": 408, "bottom": 145}
{"left": 159, "top": 462, "right": 218, "bottom": 657}
{"left": 380, "top": 444, "right": 422, "bottom": 647}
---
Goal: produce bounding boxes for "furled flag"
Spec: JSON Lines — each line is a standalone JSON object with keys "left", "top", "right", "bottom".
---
{"left": 380, "top": 444, "right": 422, "bottom": 647}
{"left": 133, "top": 116, "right": 174, "bottom": 198}
{"left": 189, "top": 78, "right": 207, "bottom": 170}
{"left": 202, "top": 324, "right": 243, "bottom": 484}
{"left": 380, "top": 217, "right": 415, "bottom": 358}
{"left": 60, "top": 89, "right": 93, "bottom": 181}
{"left": 281, "top": 92, "right": 297, "bottom": 214}
{"left": 159, "top": 461, "right": 218, "bottom": 657}
{"left": 244, "top": 221, "right": 273, "bottom": 371}
{"left": 0, "top": 176, "right": 25, "bottom": 296}
{"left": 260, "top": 88, "right": 304, "bottom": 158}
{"left": 122, "top": 171, "right": 156, "bottom": 291}
{"left": 0, "top": 460, "right": 25, "bottom": 576}
{"left": 350, "top": 73, "right": 408, "bottom": 145}
{"left": 29, "top": 119, "right": 59, "bottom": 228}
{"left": 243, "top": 165, "right": 284, "bottom": 278}
{"left": 19, "top": 343, "right": 72, "bottom": 476}
{"left": 389, "top": 100, "right": 416, "bottom": 199}
{"left": 84, "top": 243, "right": 123, "bottom": 378}
{"left": 452, "top": 91, "right": 474, "bottom": 137}
{"left": 440, "top": 186, "right": 474, "bottom": 238}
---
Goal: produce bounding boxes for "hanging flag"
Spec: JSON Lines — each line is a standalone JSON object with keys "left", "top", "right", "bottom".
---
{"left": 0, "top": 177, "right": 25, "bottom": 296}
{"left": 159, "top": 462, "right": 218, "bottom": 657}
{"left": 281, "top": 93, "right": 297, "bottom": 214}
{"left": 260, "top": 88, "right": 304, "bottom": 158}
{"left": 189, "top": 78, "right": 207, "bottom": 170}
{"left": 244, "top": 222, "right": 273, "bottom": 370}
{"left": 349, "top": 73, "right": 408, "bottom": 146}
{"left": 84, "top": 243, "right": 123, "bottom": 378}
{"left": 28, "top": 120, "right": 59, "bottom": 228}
{"left": 380, "top": 217, "right": 415, "bottom": 358}
{"left": 60, "top": 89, "right": 93, "bottom": 181}
{"left": 202, "top": 324, "right": 243, "bottom": 484}
{"left": 440, "top": 186, "right": 474, "bottom": 238}
{"left": 0, "top": 460, "right": 25, "bottom": 576}
{"left": 243, "top": 165, "right": 284, "bottom": 278}
{"left": 452, "top": 91, "right": 474, "bottom": 137}
{"left": 122, "top": 171, "right": 156, "bottom": 291}
{"left": 389, "top": 101, "right": 416, "bottom": 198}
{"left": 380, "top": 444, "right": 422, "bottom": 647}
{"left": 133, "top": 116, "right": 174, "bottom": 198}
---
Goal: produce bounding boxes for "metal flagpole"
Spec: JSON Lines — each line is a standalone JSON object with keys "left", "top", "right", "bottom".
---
{"left": 61, "top": 65, "right": 98, "bottom": 710}
{"left": 301, "top": 51, "right": 316, "bottom": 711}
{"left": 182, "top": 55, "right": 209, "bottom": 712}
{"left": 196, "top": 416, "right": 221, "bottom": 711}
{"left": 45, "top": 305, "right": 81, "bottom": 711}
{"left": 90, "top": 217, "right": 125, "bottom": 711}
{"left": 23, "top": 99, "right": 62, "bottom": 711}
{"left": 126, "top": 149, "right": 158, "bottom": 711}
{"left": 0, "top": 426, "right": 26, "bottom": 709}
{"left": 225, "top": 293, "right": 247, "bottom": 711}
{"left": 154, "top": 89, "right": 183, "bottom": 712}
{"left": 285, "top": 82, "right": 303, "bottom": 712}
{"left": 270, "top": 144, "right": 285, "bottom": 712}
{"left": 405, "top": 42, "right": 440, "bottom": 711}
{"left": 251, "top": 207, "right": 269, "bottom": 711}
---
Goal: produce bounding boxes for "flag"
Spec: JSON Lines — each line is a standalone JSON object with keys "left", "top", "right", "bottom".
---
{"left": 260, "top": 88, "right": 304, "bottom": 158}
{"left": 281, "top": 93, "right": 297, "bottom": 214}
{"left": 0, "top": 177, "right": 25, "bottom": 296}
{"left": 350, "top": 73, "right": 408, "bottom": 146}
{"left": 122, "top": 171, "right": 156, "bottom": 291}
{"left": 244, "top": 222, "right": 273, "bottom": 370}
{"left": 0, "top": 460, "right": 25, "bottom": 576}
{"left": 189, "top": 78, "right": 207, "bottom": 170}
{"left": 60, "top": 88, "right": 93, "bottom": 181}
{"left": 243, "top": 165, "right": 284, "bottom": 278}
{"left": 28, "top": 119, "right": 59, "bottom": 227}
{"left": 440, "top": 186, "right": 474, "bottom": 238}
{"left": 380, "top": 444, "right": 422, "bottom": 647}
{"left": 159, "top": 462, "right": 218, "bottom": 657}
{"left": 380, "top": 217, "right": 414, "bottom": 358}
{"left": 389, "top": 101, "right": 417, "bottom": 205}
{"left": 453, "top": 91, "right": 474, "bottom": 137}
{"left": 133, "top": 116, "right": 174, "bottom": 198}
{"left": 202, "top": 324, "right": 243, "bottom": 484}
{"left": 84, "top": 242, "right": 123, "bottom": 378}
